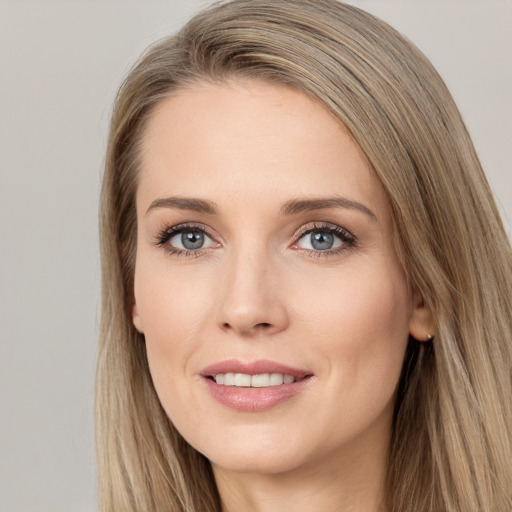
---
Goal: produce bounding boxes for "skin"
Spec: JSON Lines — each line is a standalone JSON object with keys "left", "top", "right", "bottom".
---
{"left": 132, "top": 80, "right": 434, "bottom": 512}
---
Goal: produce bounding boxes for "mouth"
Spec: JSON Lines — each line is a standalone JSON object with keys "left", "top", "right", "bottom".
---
{"left": 200, "top": 360, "right": 314, "bottom": 412}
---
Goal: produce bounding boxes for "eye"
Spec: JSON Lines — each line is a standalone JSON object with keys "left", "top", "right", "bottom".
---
{"left": 298, "top": 231, "right": 341, "bottom": 251}
{"left": 293, "top": 223, "right": 356, "bottom": 255}
{"left": 169, "top": 229, "right": 214, "bottom": 250}
{"left": 154, "top": 224, "right": 219, "bottom": 255}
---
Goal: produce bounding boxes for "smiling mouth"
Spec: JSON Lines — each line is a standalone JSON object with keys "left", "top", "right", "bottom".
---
{"left": 200, "top": 360, "right": 313, "bottom": 410}
{"left": 202, "top": 362, "right": 313, "bottom": 412}
{"left": 208, "top": 372, "right": 307, "bottom": 387}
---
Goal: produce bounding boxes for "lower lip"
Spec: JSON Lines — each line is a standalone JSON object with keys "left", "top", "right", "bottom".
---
{"left": 202, "top": 376, "right": 312, "bottom": 412}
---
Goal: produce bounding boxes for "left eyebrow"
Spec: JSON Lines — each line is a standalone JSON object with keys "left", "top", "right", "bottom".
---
{"left": 280, "top": 196, "right": 377, "bottom": 221}
{"left": 146, "top": 196, "right": 218, "bottom": 216}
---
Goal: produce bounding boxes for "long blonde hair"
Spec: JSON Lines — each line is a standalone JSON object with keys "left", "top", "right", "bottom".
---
{"left": 97, "top": 1, "right": 512, "bottom": 510}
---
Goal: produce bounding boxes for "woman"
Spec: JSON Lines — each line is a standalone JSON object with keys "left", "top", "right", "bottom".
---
{"left": 96, "top": 1, "right": 512, "bottom": 510}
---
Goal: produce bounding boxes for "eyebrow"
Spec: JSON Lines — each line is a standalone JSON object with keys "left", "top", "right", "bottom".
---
{"left": 145, "top": 195, "right": 377, "bottom": 221}
{"left": 280, "top": 196, "right": 377, "bottom": 221}
{"left": 146, "top": 197, "right": 218, "bottom": 215}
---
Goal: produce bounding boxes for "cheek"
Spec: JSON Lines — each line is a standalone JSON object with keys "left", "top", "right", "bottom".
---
{"left": 303, "top": 253, "right": 410, "bottom": 338}
{"left": 135, "top": 258, "right": 214, "bottom": 340}
{"left": 286, "top": 265, "right": 411, "bottom": 450}
{"left": 133, "top": 261, "right": 215, "bottom": 405}
{"left": 299, "top": 261, "right": 411, "bottom": 403}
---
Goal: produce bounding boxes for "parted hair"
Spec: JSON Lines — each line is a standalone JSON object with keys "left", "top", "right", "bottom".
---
{"left": 97, "top": 1, "right": 512, "bottom": 510}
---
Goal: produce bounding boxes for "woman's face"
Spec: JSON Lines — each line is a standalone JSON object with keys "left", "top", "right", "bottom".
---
{"left": 133, "top": 80, "right": 428, "bottom": 476}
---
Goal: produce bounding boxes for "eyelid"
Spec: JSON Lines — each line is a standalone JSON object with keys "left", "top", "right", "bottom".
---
{"left": 290, "top": 222, "right": 357, "bottom": 255}
{"left": 293, "top": 221, "right": 354, "bottom": 240}
{"left": 153, "top": 222, "right": 221, "bottom": 256}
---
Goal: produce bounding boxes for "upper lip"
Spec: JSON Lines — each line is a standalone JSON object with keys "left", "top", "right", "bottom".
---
{"left": 201, "top": 359, "right": 312, "bottom": 379}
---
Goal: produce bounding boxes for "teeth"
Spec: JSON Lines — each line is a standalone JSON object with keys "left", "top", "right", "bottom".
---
{"left": 214, "top": 373, "right": 297, "bottom": 387}
{"left": 251, "top": 373, "right": 270, "bottom": 387}
{"left": 283, "top": 374, "right": 295, "bottom": 384}
{"left": 269, "top": 373, "right": 284, "bottom": 386}
{"left": 235, "top": 373, "right": 251, "bottom": 387}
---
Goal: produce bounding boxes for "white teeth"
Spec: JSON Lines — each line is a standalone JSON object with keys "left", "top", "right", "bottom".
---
{"left": 251, "top": 373, "right": 270, "bottom": 387}
{"left": 269, "top": 373, "right": 284, "bottom": 386}
{"left": 283, "top": 374, "right": 295, "bottom": 384}
{"left": 235, "top": 373, "right": 252, "bottom": 387}
{"left": 224, "top": 373, "right": 235, "bottom": 386}
{"left": 214, "top": 372, "right": 297, "bottom": 387}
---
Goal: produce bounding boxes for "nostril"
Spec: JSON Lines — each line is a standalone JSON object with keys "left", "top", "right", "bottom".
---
{"left": 223, "top": 321, "right": 270, "bottom": 327}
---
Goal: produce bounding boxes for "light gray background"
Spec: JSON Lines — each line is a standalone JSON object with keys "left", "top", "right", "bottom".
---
{"left": 0, "top": 1, "right": 510, "bottom": 511}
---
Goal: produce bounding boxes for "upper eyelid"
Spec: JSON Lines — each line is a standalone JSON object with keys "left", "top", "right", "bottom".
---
{"left": 295, "top": 221, "right": 346, "bottom": 233}
{"left": 293, "top": 222, "right": 355, "bottom": 239}
{"left": 161, "top": 222, "right": 216, "bottom": 238}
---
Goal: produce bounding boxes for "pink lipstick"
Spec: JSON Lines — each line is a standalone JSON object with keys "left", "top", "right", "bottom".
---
{"left": 200, "top": 359, "right": 313, "bottom": 412}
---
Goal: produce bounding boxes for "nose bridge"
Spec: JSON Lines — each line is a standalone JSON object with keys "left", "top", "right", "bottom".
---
{"left": 217, "top": 239, "right": 288, "bottom": 336}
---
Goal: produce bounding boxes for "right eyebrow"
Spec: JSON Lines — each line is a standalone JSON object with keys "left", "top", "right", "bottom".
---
{"left": 145, "top": 197, "right": 218, "bottom": 216}
{"left": 280, "top": 196, "right": 377, "bottom": 221}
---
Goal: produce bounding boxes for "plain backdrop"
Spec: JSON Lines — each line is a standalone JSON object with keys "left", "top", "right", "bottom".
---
{"left": 0, "top": 1, "right": 510, "bottom": 511}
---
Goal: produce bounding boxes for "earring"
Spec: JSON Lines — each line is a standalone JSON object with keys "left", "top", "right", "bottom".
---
{"left": 427, "top": 333, "right": 434, "bottom": 340}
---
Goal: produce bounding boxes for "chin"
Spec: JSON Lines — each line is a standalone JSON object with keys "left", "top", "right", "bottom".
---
{"left": 208, "top": 450, "right": 307, "bottom": 476}
{"left": 187, "top": 424, "right": 312, "bottom": 475}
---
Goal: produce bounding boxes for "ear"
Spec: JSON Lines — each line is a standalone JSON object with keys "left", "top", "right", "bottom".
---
{"left": 409, "top": 288, "right": 436, "bottom": 341}
{"left": 132, "top": 302, "right": 144, "bottom": 333}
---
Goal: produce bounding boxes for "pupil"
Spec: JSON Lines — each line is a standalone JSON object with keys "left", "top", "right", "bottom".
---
{"left": 181, "top": 231, "right": 204, "bottom": 250}
{"left": 311, "top": 232, "right": 333, "bottom": 250}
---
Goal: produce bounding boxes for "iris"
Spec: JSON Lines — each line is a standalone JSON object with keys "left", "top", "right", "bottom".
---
{"left": 310, "top": 232, "right": 334, "bottom": 250}
{"left": 182, "top": 231, "right": 204, "bottom": 249}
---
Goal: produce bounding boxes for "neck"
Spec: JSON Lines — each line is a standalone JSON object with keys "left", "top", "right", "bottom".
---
{"left": 212, "top": 428, "right": 390, "bottom": 512}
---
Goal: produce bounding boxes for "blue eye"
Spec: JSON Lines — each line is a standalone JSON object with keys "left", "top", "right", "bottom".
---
{"left": 307, "top": 232, "right": 337, "bottom": 250}
{"left": 155, "top": 225, "right": 218, "bottom": 255}
{"left": 171, "top": 230, "right": 208, "bottom": 250}
{"left": 295, "top": 224, "right": 355, "bottom": 253}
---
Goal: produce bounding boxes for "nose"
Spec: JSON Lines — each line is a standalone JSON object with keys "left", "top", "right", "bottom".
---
{"left": 216, "top": 248, "right": 289, "bottom": 337}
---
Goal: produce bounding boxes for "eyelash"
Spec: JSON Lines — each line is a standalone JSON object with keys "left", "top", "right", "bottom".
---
{"left": 293, "top": 222, "right": 357, "bottom": 258}
{"left": 153, "top": 223, "right": 218, "bottom": 258}
{"left": 153, "top": 222, "right": 357, "bottom": 259}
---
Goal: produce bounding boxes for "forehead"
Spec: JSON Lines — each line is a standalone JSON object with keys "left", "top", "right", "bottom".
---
{"left": 137, "top": 79, "right": 388, "bottom": 219}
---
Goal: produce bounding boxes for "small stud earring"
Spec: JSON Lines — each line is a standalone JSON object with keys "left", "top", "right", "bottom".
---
{"left": 427, "top": 333, "right": 434, "bottom": 340}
